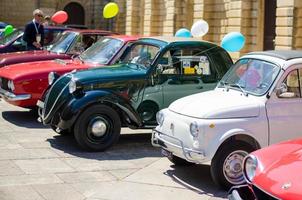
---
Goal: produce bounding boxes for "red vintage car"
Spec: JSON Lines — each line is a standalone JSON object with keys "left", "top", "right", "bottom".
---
{"left": 0, "top": 35, "right": 138, "bottom": 108}
{"left": 0, "top": 29, "right": 113, "bottom": 67}
{"left": 228, "top": 138, "right": 302, "bottom": 200}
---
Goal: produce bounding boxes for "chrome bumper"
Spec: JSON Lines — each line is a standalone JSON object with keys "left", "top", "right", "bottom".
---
{"left": 228, "top": 185, "right": 255, "bottom": 200}
{"left": 151, "top": 129, "right": 205, "bottom": 163}
{"left": 0, "top": 88, "right": 31, "bottom": 101}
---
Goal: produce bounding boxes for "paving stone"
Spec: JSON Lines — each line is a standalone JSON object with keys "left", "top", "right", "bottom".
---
{"left": 107, "top": 169, "right": 139, "bottom": 180}
{"left": 14, "top": 158, "right": 75, "bottom": 174}
{"left": 0, "top": 174, "right": 63, "bottom": 186}
{"left": 0, "top": 149, "right": 59, "bottom": 160}
{"left": 33, "top": 183, "right": 85, "bottom": 200}
{"left": 72, "top": 181, "right": 209, "bottom": 200}
{"left": 0, "top": 185, "right": 44, "bottom": 200}
{"left": 56, "top": 171, "right": 117, "bottom": 183}
{"left": 0, "top": 160, "right": 24, "bottom": 176}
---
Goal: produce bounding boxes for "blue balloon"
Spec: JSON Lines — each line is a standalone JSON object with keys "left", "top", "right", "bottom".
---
{"left": 175, "top": 28, "right": 192, "bottom": 38}
{"left": 221, "top": 32, "right": 245, "bottom": 52}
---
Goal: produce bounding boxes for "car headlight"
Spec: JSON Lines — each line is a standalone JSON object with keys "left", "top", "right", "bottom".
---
{"left": 69, "top": 78, "right": 77, "bottom": 94}
{"left": 48, "top": 72, "right": 56, "bottom": 85}
{"left": 7, "top": 80, "right": 15, "bottom": 91}
{"left": 244, "top": 155, "right": 258, "bottom": 183}
{"left": 190, "top": 121, "right": 199, "bottom": 137}
{"left": 156, "top": 111, "right": 164, "bottom": 126}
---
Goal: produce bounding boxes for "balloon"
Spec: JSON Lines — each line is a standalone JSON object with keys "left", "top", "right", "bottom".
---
{"left": 191, "top": 20, "right": 209, "bottom": 37}
{"left": 221, "top": 32, "right": 245, "bottom": 52}
{"left": 175, "top": 28, "right": 192, "bottom": 38}
{"left": 51, "top": 11, "right": 68, "bottom": 24}
{"left": 4, "top": 25, "right": 13, "bottom": 36}
{"left": 103, "top": 2, "right": 119, "bottom": 19}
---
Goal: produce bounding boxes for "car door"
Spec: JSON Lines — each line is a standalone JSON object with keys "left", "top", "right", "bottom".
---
{"left": 266, "top": 65, "right": 302, "bottom": 144}
{"left": 156, "top": 47, "right": 218, "bottom": 109}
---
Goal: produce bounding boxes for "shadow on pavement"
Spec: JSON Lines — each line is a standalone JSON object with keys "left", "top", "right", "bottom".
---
{"left": 164, "top": 164, "right": 227, "bottom": 198}
{"left": 46, "top": 132, "right": 162, "bottom": 160}
{"left": 2, "top": 110, "right": 48, "bottom": 129}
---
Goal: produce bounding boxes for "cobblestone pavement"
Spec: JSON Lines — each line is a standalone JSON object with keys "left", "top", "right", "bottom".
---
{"left": 0, "top": 100, "right": 227, "bottom": 200}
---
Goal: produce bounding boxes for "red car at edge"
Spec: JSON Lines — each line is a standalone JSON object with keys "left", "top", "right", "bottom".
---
{"left": 0, "top": 35, "right": 139, "bottom": 108}
{"left": 229, "top": 138, "right": 302, "bottom": 200}
{"left": 0, "top": 29, "right": 113, "bottom": 67}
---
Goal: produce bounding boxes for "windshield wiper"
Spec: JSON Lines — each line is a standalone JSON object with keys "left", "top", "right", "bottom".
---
{"left": 229, "top": 83, "right": 248, "bottom": 96}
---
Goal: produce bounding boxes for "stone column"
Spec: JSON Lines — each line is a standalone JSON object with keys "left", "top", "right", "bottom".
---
{"left": 275, "top": 0, "right": 295, "bottom": 50}
{"left": 125, "top": 0, "right": 141, "bottom": 35}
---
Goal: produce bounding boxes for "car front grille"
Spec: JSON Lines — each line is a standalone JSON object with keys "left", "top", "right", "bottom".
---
{"left": 252, "top": 185, "right": 279, "bottom": 200}
{"left": 0, "top": 78, "right": 9, "bottom": 90}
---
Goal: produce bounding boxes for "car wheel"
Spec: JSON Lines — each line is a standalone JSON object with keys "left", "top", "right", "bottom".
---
{"left": 168, "top": 155, "right": 194, "bottom": 166}
{"left": 74, "top": 105, "right": 121, "bottom": 151}
{"left": 137, "top": 101, "right": 158, "bottom": 124}
{"left": 210, "top": 141, "right": 254, "bottom": 190}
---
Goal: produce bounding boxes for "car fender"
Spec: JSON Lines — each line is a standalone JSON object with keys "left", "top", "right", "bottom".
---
{"left": 205, "top": 128, "right": 262, "bottom": 160}
{"left": 60, "top": 90, "right": 142, "bottom": 127}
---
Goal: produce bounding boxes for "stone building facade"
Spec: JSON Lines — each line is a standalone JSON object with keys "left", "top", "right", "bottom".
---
{"left": 0, "top": 0, "right": 301, "bottom": 59}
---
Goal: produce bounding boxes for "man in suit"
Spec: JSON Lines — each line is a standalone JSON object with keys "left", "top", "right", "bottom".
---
{"left": 22, "top": 9, "right": 45, "bottom": 50}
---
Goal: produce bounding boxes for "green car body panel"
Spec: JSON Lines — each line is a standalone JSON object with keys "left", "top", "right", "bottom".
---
{"left": 40, "top": 36, "right": 233, "bottom": 151}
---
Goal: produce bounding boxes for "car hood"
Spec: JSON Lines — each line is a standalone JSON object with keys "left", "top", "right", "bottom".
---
{"left": 168, "top": 89, "right": 261, "bottom": 119}
{"left": 253, "top": 140, "right": 302, "bottom": 199}
{"left": 0, "top": 50, "right": 70, "bottom": 67}
{"left": 0, "top": 59, "right": 96, "bottom": 80}
{"left": 71, "top": 63, "right": 148, "bottom": 84}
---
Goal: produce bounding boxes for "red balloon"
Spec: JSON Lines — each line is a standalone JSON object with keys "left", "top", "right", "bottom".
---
{"left": 51, "top": 11, "right": 68, "bottom": 24}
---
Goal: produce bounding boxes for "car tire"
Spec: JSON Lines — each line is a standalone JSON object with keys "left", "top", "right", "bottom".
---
{"left": 74, "top": 104, "right": 121, "bottom": 151}
{"left": 168, "top": 155, "right": 194, "bottom": 166}
{"left": 137, "top": 101, "right": 158, "bottom": 124}
{"left": 210, "top": 141, "right": 255, "bottom": 190}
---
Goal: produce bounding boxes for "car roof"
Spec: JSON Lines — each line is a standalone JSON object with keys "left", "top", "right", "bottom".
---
{"left": 139, "top": 36, "right": 218, "bottom": 49}
{"left": 247, "top": 50, "right": 302, "bottom": 61}
{"left": 108, "top": 35, "right": 140, "bottom": 42}
{"left": 64, "top": 29, "right": 114, "bottom": 35}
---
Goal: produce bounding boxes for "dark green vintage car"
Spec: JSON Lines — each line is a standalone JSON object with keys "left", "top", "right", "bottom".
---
{"left": 38, "top": 36, "right": 233, "bottom": 151}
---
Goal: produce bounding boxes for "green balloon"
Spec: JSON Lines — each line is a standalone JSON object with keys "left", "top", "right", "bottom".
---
{"left": 4, "top": 25, "right": 13, "bottom": 36}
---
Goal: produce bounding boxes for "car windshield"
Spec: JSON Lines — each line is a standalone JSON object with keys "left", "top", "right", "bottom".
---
{"left": 219, "top": 58, "right": 280, "bottom": 96}
{"left": 79, "top": 37, "right": 124, "bottom": 64}
{"left": 0, "top": 29, "right": 23, "bottom": 45}
{"left": 48, "top": 31, "right": 77, "bottom": 53}
{"left": 121, "top": 43, "right": 160, "bottom": 69}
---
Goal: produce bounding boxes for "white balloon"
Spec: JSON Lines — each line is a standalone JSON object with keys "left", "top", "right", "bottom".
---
{"left": 191, "top": 20, "right": 209, "bottom": 37}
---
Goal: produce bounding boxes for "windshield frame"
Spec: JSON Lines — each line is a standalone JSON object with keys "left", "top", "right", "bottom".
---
{"left": 48, "top": 31, "right": 78, "bottom": 54}
{"left": 0, "top": 29, "right": 23, "bottom": 46}
{"left": 78, "top": 37, "right": 126, "bottom": 65}
{"left": 120, "top": 42, "right": 161, "bottom": 70}
{"left": 218, "top": 58, "right": 282, "bottom": 96}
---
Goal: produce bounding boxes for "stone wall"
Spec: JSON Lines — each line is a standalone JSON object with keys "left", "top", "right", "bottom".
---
{"left": 1, "top": 0, "right": 302, "bottom": 59}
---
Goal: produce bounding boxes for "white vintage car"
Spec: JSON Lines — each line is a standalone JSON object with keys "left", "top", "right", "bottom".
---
{"left": 152, "top": 50, "right": 302, "bottom": 190}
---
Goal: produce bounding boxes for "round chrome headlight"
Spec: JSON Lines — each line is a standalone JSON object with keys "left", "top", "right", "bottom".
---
{"left": 190, "top": 121, "right": 199, "bottom": 137}
{"left": 69, "top": 79, "right": 77, "bottom": 94}
{"left": 156, "top": 111, "right": 164, "bottom": 126}
{"left": 244, "top": 155, "right": 258, "bottom": 183}
{"left": 7, "top": 80, "right": 15, "bottom": 91}
{"left": 48, "top": 72, "right": 55, "bottom": 85}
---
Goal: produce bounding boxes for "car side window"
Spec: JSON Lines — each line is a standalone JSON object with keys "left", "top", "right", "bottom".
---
{"left": 68, "top": 34, "right": 96, "bottom": 54}
{"left": 279, "top": 69, "right": 301, "bottom": 98}
{"left": 156, "top": 48, "right": 213, "bottom": 84}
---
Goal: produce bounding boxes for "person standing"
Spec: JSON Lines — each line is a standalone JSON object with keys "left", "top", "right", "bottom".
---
{"left": 22, "top": 9, "right": 45, "bottom": 50}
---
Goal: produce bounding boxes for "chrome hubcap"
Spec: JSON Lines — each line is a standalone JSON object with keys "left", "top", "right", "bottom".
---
{"left": 223, "top": 150, "right": 248, "bottom": 185}
{"left": 91, "top": 120, "right": 107, "bottom": 137}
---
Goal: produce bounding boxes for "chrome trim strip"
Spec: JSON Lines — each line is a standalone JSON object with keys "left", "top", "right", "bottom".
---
{"left": 0, "top": 88, "right": 31, "bottom": 101}
{"left": 42, "top": 79, "right": 70, "bottom": 121}
{"left": 152, "top": 129, "right": 205, "bottom": 162}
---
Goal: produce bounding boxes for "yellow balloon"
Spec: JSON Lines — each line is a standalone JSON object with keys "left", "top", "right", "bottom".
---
{"left": 103, "top": 2, "right": 119, "bottom": 19}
